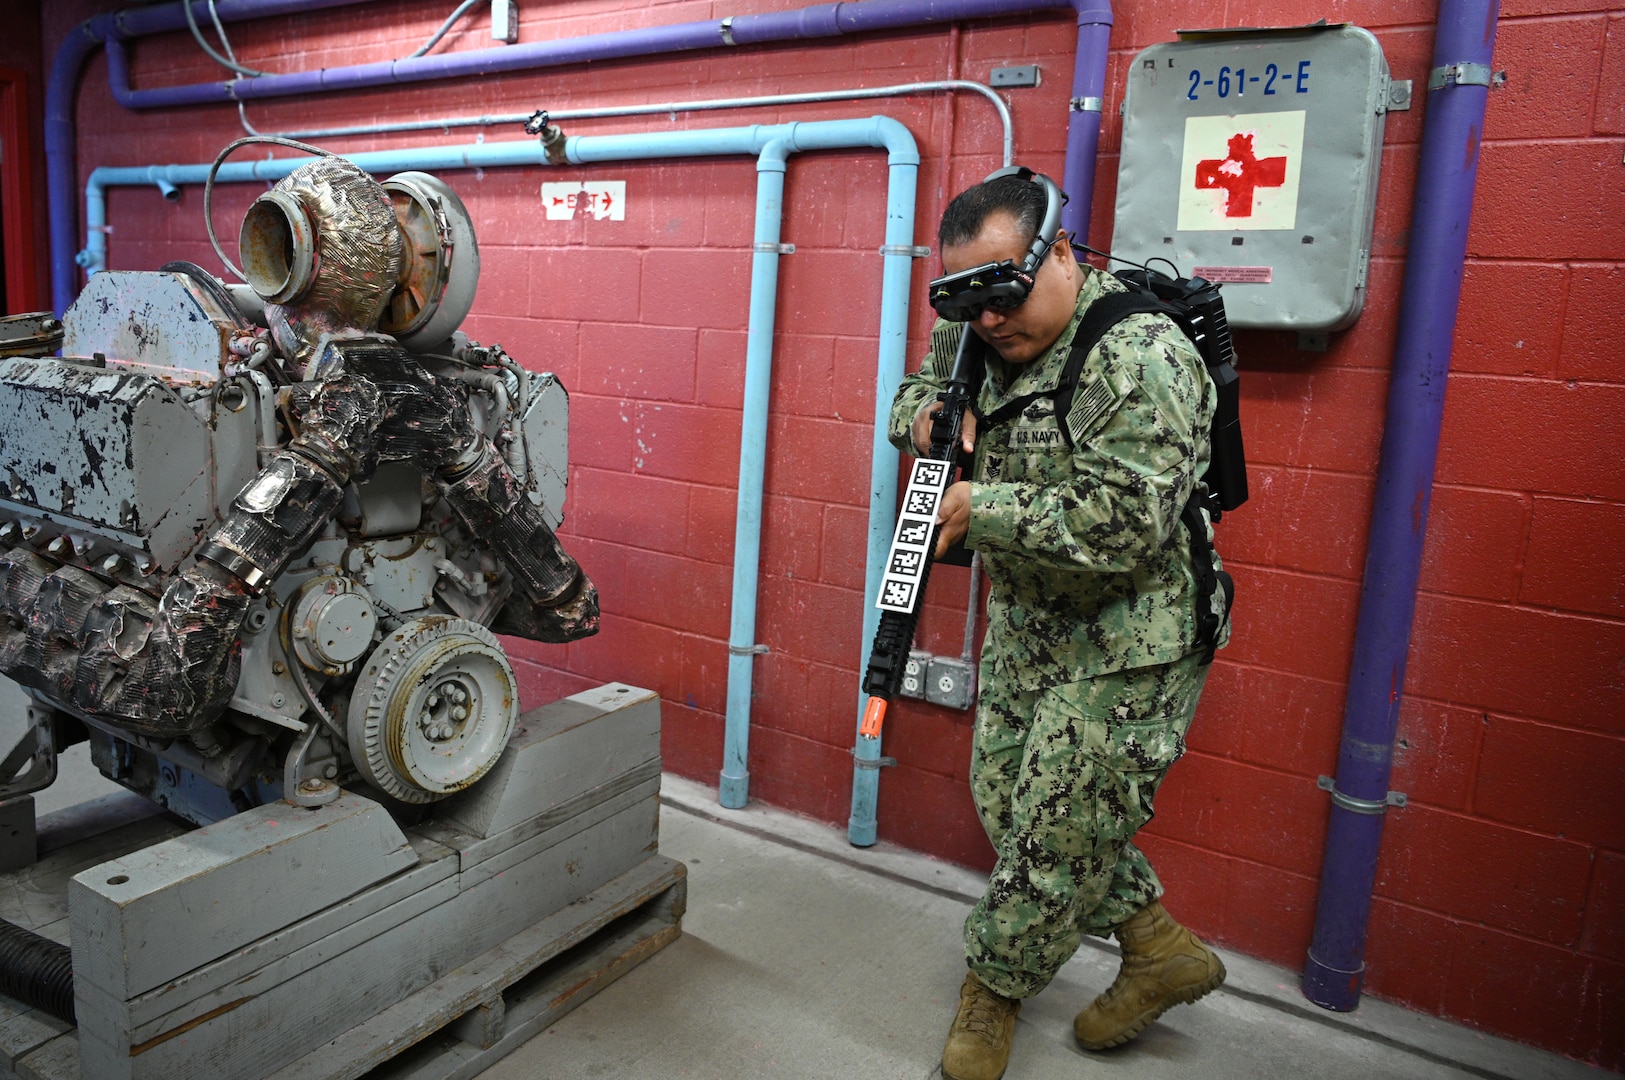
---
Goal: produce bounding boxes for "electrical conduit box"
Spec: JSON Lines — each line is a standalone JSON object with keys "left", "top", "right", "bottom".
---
{"left": 1111, "top": 23, "right": 1391, "bottom": 331}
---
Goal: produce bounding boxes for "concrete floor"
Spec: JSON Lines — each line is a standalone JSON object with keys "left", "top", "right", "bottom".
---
{"left": 28, "top": 749, "right": 1611, "bottom": 1080}
{"left": 483, "top": 775, "right": 1610, "bottom": 1080}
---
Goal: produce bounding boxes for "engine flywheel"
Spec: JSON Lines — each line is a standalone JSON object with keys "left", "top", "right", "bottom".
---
{"left": 346, "top": 615, "right": 518, "bottom": 803}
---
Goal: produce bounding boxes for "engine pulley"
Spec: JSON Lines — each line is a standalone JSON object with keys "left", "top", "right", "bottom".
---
{"left": 289, "top": 575, "right": 377, "bottom": 677}
{"left": 346, "top": 615, "right": 517, "bottom": 803}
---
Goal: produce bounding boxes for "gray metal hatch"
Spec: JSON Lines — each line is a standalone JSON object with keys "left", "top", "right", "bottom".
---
{"left": 1111, "top": 23, "right": 1391, "bottom": 331}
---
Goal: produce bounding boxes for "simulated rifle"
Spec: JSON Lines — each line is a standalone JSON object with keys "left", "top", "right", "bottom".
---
{"left": 859, "top": 323, "right": 980, "bottom": 739}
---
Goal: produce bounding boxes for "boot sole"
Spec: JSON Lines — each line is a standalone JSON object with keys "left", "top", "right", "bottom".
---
{"left": 942, "top": 1065, "right": 1006, "bottom": 1080}
{"left": 1073, "top": 959, "right": 1228, "bottom": 1052}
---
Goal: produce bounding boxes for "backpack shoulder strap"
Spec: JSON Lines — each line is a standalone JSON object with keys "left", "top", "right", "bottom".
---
{"left": 1053, "top": 292, "right": 1170, "bottom": 449}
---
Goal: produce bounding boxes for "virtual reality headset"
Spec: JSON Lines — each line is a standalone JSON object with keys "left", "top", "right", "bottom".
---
{"left": 928, "top": 166, "right": 1067, "bottom": 323}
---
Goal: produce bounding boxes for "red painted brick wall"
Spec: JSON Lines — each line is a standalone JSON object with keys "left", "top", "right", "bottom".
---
{"left": 40, "top": 0, "right": 1625, "bottom": 1066}
{"left": 0, "top": 1, "right": 47, "bottom": 312}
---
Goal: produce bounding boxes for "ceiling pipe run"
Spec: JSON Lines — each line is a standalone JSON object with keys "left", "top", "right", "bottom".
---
{"left": 240, "top": 80, "right": 1013, "bottom": 165}
{"left": 1302, "top": 0, "right": 1502, "bottom": 1011}
{"left": 102, "top": 0, "right": 1075, "bottom": 110}
{"left": 49, "top": 0, "right": 1090, "bottom": 314}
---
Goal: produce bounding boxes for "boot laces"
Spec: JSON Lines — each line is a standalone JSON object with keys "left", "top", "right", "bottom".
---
{"left": 955, "top": 983, "right": 1013, "bottom": 1040}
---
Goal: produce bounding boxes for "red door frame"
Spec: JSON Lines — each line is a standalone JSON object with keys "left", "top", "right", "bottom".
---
{"left": 0, "top": 67, "right": 40, "bottom": 315}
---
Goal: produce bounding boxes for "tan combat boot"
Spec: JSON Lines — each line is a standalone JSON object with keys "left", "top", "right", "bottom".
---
{"left": 942, "top": 971, "right": 1021, "bottom": 1080}
{"left": 1073, "top": 900, "right": 1226, "bottom": 1050}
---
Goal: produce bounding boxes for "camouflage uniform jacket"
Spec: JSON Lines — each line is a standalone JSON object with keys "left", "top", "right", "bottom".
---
{"left": 887, "top": 269, "right": 1225, "bottom": 689}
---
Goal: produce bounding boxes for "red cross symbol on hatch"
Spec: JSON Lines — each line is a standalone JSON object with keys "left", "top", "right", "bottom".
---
{"left": 1195, "top": 132, "right": 1288, "bottom": 218}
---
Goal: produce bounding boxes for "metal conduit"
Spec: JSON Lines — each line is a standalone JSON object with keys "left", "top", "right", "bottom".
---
{"left": 1302, "top": 0, "right": 1503, "bottom": 1011}
{"left": 239, "top": 79, "right": 1015, "bottom": 167}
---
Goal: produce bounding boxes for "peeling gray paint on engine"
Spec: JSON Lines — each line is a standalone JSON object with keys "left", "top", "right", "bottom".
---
{"left": 0, "top": 357, "right": 216, "bottom": 568}
{"left": 63, "top": 273, "right": 234, "bottom": 376}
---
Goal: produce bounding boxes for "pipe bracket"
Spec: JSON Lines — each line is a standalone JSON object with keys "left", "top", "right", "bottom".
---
{"left": 719, "top": 16, "right": 737, "bottom": 46}
{"left": 752, "top": 241, "right": 795, "bottom": 255}
{"left": 879, "top": 244, "right": 931, "bottom": 258}
{"left": 851, "top": 750, "right": 897, "bottom": 770}
{"left": 728, "top": 643, "right": 770, "bottom": 656}
{"left": 1318, "top": 775, "right": 1407, "bottom": 814}
{"left": 1427, "top": 62, "right": 1501, "bottom": 91}
{"left": 1070, "top": 96, "right": 1104, "bottom": 112}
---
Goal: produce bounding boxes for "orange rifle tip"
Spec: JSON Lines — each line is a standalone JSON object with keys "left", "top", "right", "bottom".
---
{"left": 860, "top": 696, "right": 887, "bottom": 739}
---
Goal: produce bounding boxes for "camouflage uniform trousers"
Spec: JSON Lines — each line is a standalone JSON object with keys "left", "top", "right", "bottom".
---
{"left": 963, "top": 650, "right": 1209, "bottom": 999}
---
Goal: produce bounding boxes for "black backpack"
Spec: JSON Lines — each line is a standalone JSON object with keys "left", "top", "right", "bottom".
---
{"left": 975, "top": 268, "right": 1247, "bottom": 662}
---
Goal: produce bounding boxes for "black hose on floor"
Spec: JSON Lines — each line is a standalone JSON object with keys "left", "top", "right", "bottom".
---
{"left": 0, "top": 917, "right": 75, "bottom": 1023}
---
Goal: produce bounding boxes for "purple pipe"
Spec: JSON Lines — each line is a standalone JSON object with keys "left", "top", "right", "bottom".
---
{"left": 1059, "top": 0, "right": 1111, "bottom": 241}
{"left": 107, "top": 0, "right": 1070, "bottom": 108}
{"left": 51, "top": 0, "right": 1103, "bottom": 316}
{"left": 1302, "top": 0, "right": 1502, "bottom": 1011}
{"left": 46, "top": 15, "right": 111, "bottom": 317}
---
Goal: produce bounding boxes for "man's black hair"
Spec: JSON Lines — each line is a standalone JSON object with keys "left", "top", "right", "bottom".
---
{"left": 938, "top": 174, "right": 1050, "bottom": 250}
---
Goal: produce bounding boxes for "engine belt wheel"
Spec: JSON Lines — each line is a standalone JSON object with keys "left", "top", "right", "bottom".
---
{"left": 347, "top": 615, "right": 518, "bottom": 803}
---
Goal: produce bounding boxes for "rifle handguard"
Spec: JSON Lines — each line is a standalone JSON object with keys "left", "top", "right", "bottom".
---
{"left": 859, "top": 325, "right": 980, "bottom": 739}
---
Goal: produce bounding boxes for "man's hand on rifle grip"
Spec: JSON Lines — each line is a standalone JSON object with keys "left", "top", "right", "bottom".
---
{"left": 911, "top": 403, "right": 978, "bottom": 457}
{"left": 935, "top": 481, "right": 971, "bottom": 558}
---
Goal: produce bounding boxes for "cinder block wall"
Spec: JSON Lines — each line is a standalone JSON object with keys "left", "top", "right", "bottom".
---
{"left": 39, "top": 0, "right": 1624, "bottom": 1066}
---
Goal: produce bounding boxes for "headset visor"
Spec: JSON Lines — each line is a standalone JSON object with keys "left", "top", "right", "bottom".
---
{"left": 928, "top": 260, "right": 1035, "bottom": 322}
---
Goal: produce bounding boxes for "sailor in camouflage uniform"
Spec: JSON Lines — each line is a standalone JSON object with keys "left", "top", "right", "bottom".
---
{"left": 888, "top": 173, "right": 1230, "bottom": 1080}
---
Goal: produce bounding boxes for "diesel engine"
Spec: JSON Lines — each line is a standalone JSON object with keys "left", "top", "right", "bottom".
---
{"left": 0, "top": 156, "right": 597, "bottom": 822}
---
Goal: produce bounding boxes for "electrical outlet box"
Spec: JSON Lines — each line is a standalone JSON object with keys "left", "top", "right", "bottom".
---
{"left": 491, "top": 0, "right": 520, "bottom": 44}
{"left": 990, "top": 65, "right": 1040, "bottom": 88}
{"left": 926, "top": 657, "right": 976, "bottom": 710}
{"left": 900, "top": 651, "right": 931, "bottom": 699}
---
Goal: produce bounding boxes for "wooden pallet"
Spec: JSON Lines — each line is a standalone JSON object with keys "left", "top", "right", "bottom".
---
{"left": 275, "top": 855, "right": 686, "bottom": 1080}
{"left": 0, "top": 684, "right": 685, "bottom": 1080}
{"left": 1, "top": 855, "right": 684, "bottom": 1080}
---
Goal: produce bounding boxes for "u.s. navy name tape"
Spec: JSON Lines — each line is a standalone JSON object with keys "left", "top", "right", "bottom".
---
{"left": 875, "top": 457, "right": 951, "bottom": 614}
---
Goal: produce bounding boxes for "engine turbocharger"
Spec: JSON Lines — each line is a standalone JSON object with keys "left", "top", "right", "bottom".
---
{"left": 0, "top": 153, "right": 597, "bottom": 820}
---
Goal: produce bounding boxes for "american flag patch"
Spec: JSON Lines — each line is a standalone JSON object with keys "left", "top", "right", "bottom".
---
{"left": 927, "top": 323, "right": 960, "bottom": 380}
{"left": 1066, "top": 377, "right": 1123, "bottom": 445}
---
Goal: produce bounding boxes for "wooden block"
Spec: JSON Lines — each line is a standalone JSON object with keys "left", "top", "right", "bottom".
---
{"left": 438, "top": 684, "right": 660, "bottom": 839}
{"left": 447, "top": 995, "right": 505, "bottom": 1050}
{"left": 69, "top": 792, "right": 416, "bottom": 1001}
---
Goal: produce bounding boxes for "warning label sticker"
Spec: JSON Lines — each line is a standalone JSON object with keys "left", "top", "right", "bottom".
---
{"left": 1177, "top": 111, "right": 1305, "bottom": 232}
{"left": 1193, "top": 266, "right": 1274, "bottom": 284}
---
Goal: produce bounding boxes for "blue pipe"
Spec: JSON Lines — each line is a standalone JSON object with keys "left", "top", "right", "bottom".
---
{"left": 847, "top": 132, "right": 923, "bottom": 844}
{"left": 568, "top": 119, "right": 922, "bottom": 811}
{"left": 720, "top": 142, "right": 791, "bottom": 808}
{"left": 846, "top": 1, "right": 1114, "bottom": 845}
{"left": 1302, "top": 0, "right": 1502, "bottom": 1010}
{"left": 83, "top": 120, "right": 921, "bottom": 823}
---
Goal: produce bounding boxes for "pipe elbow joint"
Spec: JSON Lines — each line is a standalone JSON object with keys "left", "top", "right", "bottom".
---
{"left": 871, "top": 116, "right": 920, "bottom": 167}
{"left": 154, "top": 177, "right": 180, "bottom": 202}
{"left": 757, "top": 139, "right": 793, "bottom": 173}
